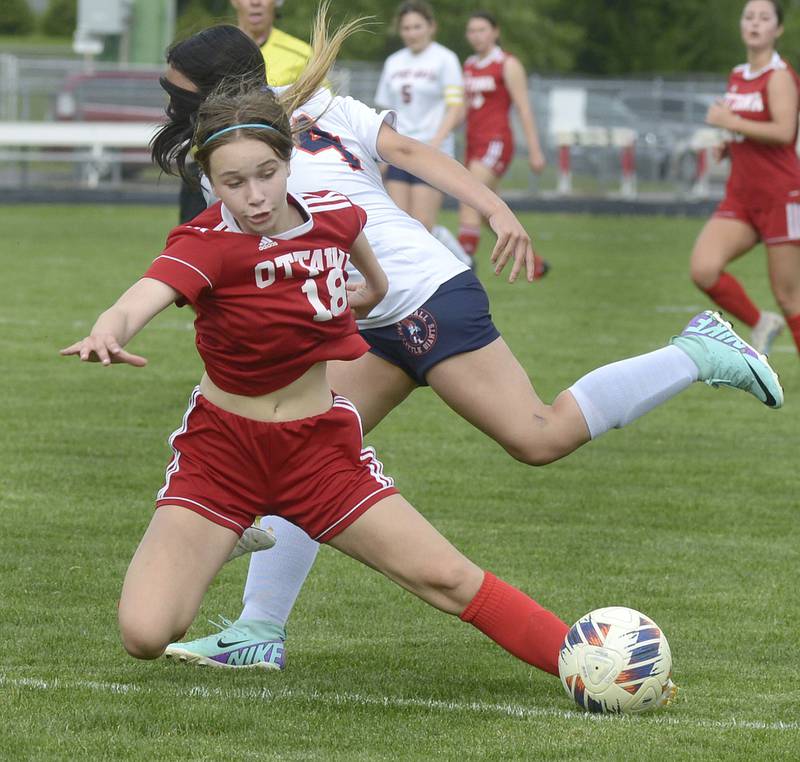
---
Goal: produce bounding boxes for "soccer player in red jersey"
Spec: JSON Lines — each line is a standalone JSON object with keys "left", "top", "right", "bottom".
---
{"left": 458, "top": 11, "right": 547, "bottom": 275}
{"left": 691, "top": 0, "right": 800, "bottom": 356}
{"left": 145, "top": 16, "right": 781, "bottom": 678}
{"left": 60, "top": 15, "right": 578, "bottom": 681}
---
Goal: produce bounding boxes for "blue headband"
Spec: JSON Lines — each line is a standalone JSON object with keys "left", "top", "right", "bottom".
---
{"left": 201, "top": 122, "right": 282, "bottom": 147}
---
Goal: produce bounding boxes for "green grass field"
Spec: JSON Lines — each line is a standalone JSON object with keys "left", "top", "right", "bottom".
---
{"left": 1, "top": 206, "right": 797, "bottom": 760}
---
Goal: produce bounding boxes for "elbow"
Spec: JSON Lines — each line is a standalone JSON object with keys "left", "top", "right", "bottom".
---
{"left": 377, "top": 272, "right": 389, "bottom": 303}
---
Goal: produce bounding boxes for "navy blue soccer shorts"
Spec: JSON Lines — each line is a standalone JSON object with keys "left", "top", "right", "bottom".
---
{"left": 385, "top": 165, "right": 428, "bottom": 185}
{"left": 359, "top": 270, "right": 501, "bottom": 385}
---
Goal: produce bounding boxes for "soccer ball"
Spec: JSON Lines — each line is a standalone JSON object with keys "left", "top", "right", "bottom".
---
{"left": 558, "top": 606, "right": 674, "bottom": 714}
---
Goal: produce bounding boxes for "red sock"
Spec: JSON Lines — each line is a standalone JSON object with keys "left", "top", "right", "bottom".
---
{"left": 458, "top": 225, "right": 480, "bottom": 257}
{"left": 459, "top": 571, "right": 569, "bottom": 676}
{"left": 703, "top": 273, "right": 760, "bottom": 327}
{"left": 786, "top": 313, "right": 800, "bottom": 354}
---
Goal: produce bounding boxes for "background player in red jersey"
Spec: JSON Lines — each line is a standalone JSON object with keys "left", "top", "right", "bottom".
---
{"left": 691, "top": 0, "right": 800, "bottom": 356}
{"left": 458, "top": 11, "right": 547, "bottom": 275}
{"left": 59, "top": 17, "right": 579, "bottom": 681}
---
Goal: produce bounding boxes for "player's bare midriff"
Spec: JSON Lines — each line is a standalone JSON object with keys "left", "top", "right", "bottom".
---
{"left": 199, "top": 362, "right": 332, "bottom": 422}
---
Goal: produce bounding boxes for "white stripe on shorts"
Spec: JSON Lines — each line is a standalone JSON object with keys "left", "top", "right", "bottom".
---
{"left": 313, "top": 485, "right": 396, "bottom": 542}
{"left": 361, "top": 446, "right": 394, "bottom": 488}
{"left": 786, "top": 203, "right": 800, "bottom": 240}
{"left": 157, "top": 386, "right": 201, "bottom": 500}
{"left": 332, "top": 394, "right": 363, "bottom": 439}
{"left": 158, "top": 495, "right": 247, "bottom": 534}
{"left": 481, "top": 139, "right": 503, "bottom": 168}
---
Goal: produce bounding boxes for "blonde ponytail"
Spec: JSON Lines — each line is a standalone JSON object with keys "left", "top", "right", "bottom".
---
{"left": 279, "top": 2, "right": 370, "bottom": 117}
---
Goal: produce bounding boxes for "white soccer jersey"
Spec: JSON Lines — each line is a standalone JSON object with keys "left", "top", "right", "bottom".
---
{"left": 374, "top": 42, "right": 464, "bottom": 157}
{"left": 201, "top": 87, "right": 467, "bottom": 329}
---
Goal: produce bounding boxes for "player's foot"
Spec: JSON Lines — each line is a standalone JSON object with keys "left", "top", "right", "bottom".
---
{"left": 164, "top": 617, "right": 286, "bottom": 670}
{"left": 533, "top": 255, "right": 550, "bottom": 280}
{"left": 226, "top": 523, "right": 276, "bottom": 562}
{"left": 657, "top": 678, "right": 678, "bottom": 709}
{"left": 671, "top": 310, "right": 783, "bottom": 408}
{"left": 750, "top": 310, "right": 785, "bottom": 355}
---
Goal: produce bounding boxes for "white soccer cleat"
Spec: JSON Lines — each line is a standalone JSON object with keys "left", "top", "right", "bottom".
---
{"left": 750, "top": 311, "right": 785, "bottom": 356}
{"left": 226, "top": 522, "right": 276, "bottom": 562}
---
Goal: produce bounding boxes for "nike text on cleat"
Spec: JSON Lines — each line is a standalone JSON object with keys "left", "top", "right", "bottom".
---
{"left": 164, "top": 616, "right": 286, "bottom": 670}
{"left": 750, "top": 310, "right": 785, "bottom": 356}
{"left": 226, "top": 523, "right": 276, "bottom": 563}
{"left": 670, "top": 310, "right": 784, "bottom": 409}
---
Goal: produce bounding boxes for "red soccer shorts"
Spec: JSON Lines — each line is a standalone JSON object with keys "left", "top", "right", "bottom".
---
{"left": 466, "top": 133, "right": 514, "bottom": 177}
{"left": 156, "top": 388, "right": 398, "bottom": 541}
{"left": 713, "top": 189, "right": 800, "bottom": 245}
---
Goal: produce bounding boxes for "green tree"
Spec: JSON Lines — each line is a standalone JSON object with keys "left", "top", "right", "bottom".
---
{"left": 175, "top": 0, "right": 234, "bottom": 40}
{"left": 280, "top": 0, "right": 583, "bottom": 72}
{"left": 166, "top": 0, "right": 800, "bottom": 75}
{"left": 553, "top": 0, "right": 800, "bottom": 75}
{"left": 40, "top": 0, "right": 78, "bottom": 38}
{"left": 0, "top": 0, "right": 36, "bottom": 35}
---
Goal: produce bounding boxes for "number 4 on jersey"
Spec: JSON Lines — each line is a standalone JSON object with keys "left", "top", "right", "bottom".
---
{"left": 294, "top": 123, "right": 363, "bottom": 171}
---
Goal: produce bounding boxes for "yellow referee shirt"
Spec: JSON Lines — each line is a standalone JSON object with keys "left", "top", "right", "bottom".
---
{"left": 262, "top": 27, "right": 312, "bottom": 86}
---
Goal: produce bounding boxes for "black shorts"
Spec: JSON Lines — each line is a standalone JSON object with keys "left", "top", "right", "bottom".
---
{"left": 360, "top": 270, "right": 501, "bottom": 385}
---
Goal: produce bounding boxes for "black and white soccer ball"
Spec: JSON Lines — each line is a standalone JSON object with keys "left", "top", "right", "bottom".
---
{"left": 558, "top": 606, "right": 675, "bottom": 714}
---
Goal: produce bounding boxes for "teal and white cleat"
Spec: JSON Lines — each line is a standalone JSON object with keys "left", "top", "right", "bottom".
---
{"left": 164, "top": 617, "right": 286, "bottom": 670}
{"left": 671, "top": 310, "right": 784, "bottom": 408}
{"left": 226, "top": 523, "right": 276, "bottom": 563}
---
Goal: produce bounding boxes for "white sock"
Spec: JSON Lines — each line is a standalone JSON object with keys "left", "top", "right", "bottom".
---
{"left": 432, "top": 224, "right": 473, "bottom": 267}
{"left": 240, "top": 515, "right": 320, "bottom": 627}
{"left": 568, "top": 345, "right": 699, "bottom": 439}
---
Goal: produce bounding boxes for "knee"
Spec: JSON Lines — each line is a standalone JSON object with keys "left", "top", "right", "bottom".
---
{"left": 412, "top": 558, "right": 482, "bottom": 612}
{"left": 689, "top": 257, "right": 720, "bottom": 290}
{"left": 118, "top": 613, "right": 185, "bottom": 660}
{"left": 500, "top": 425, "right": 571, "bottom": 465}
{"left": 505, "top": 440, "right": 560, "bottom": 466}
{"left": 772, "top": 284, "right": 800, "bottom": 314}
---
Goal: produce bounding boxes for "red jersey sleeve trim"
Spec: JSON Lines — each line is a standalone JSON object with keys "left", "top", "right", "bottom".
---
{"left": 153, "top": 255, "right": 214, "bottom": 289}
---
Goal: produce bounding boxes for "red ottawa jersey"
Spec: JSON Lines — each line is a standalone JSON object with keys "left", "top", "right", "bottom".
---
{"left": 723, "top": 52, "right": 800, "bottom": 200}
{"left": 463, "top": 46, "right": 513, "bottom": 143}
{"left": 144, "top": 191, "right": 369, "bottom": 396}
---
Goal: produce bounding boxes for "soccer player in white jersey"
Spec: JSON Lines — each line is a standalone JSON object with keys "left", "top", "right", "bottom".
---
{"left": 151, "top": 24, "right": 784, "bottom": 670}
{"left": 374, "top": 1, "right": 469, "bottom": 261}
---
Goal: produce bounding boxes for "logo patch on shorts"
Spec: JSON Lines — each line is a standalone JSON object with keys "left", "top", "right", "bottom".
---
{"left": 398, "top": 308, "right": 438, "bottom": 356}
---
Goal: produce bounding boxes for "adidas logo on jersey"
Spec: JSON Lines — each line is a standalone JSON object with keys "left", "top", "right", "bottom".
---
{"left": 259, "top": 237, "right": 277, "bottom": 251}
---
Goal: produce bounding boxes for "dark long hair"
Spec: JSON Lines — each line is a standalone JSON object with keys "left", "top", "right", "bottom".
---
{"left": 150, "top": 25, "right": 265, "bottom": 182}
{"left": 151, "top": 3, "right": 365, "bottom": 185}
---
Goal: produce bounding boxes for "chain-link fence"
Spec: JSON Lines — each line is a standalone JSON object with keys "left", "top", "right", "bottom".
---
{"left": 0, "top": 53, "right": 730, "bottom": 196}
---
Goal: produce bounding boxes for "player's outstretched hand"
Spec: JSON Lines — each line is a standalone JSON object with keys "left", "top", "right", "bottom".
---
{"left": 346, "top": 281, "right": 384, "bottom": 320}
{"left": 60, "top": 334, "right": 147, "bottom": 367}
{"left": 487, "top": 205, "right": 537, "bottom": 283}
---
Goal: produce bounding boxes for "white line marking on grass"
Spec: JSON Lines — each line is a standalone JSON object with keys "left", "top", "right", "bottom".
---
{"left": 2, "top": 674, "right": 798, "bottom": 733}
